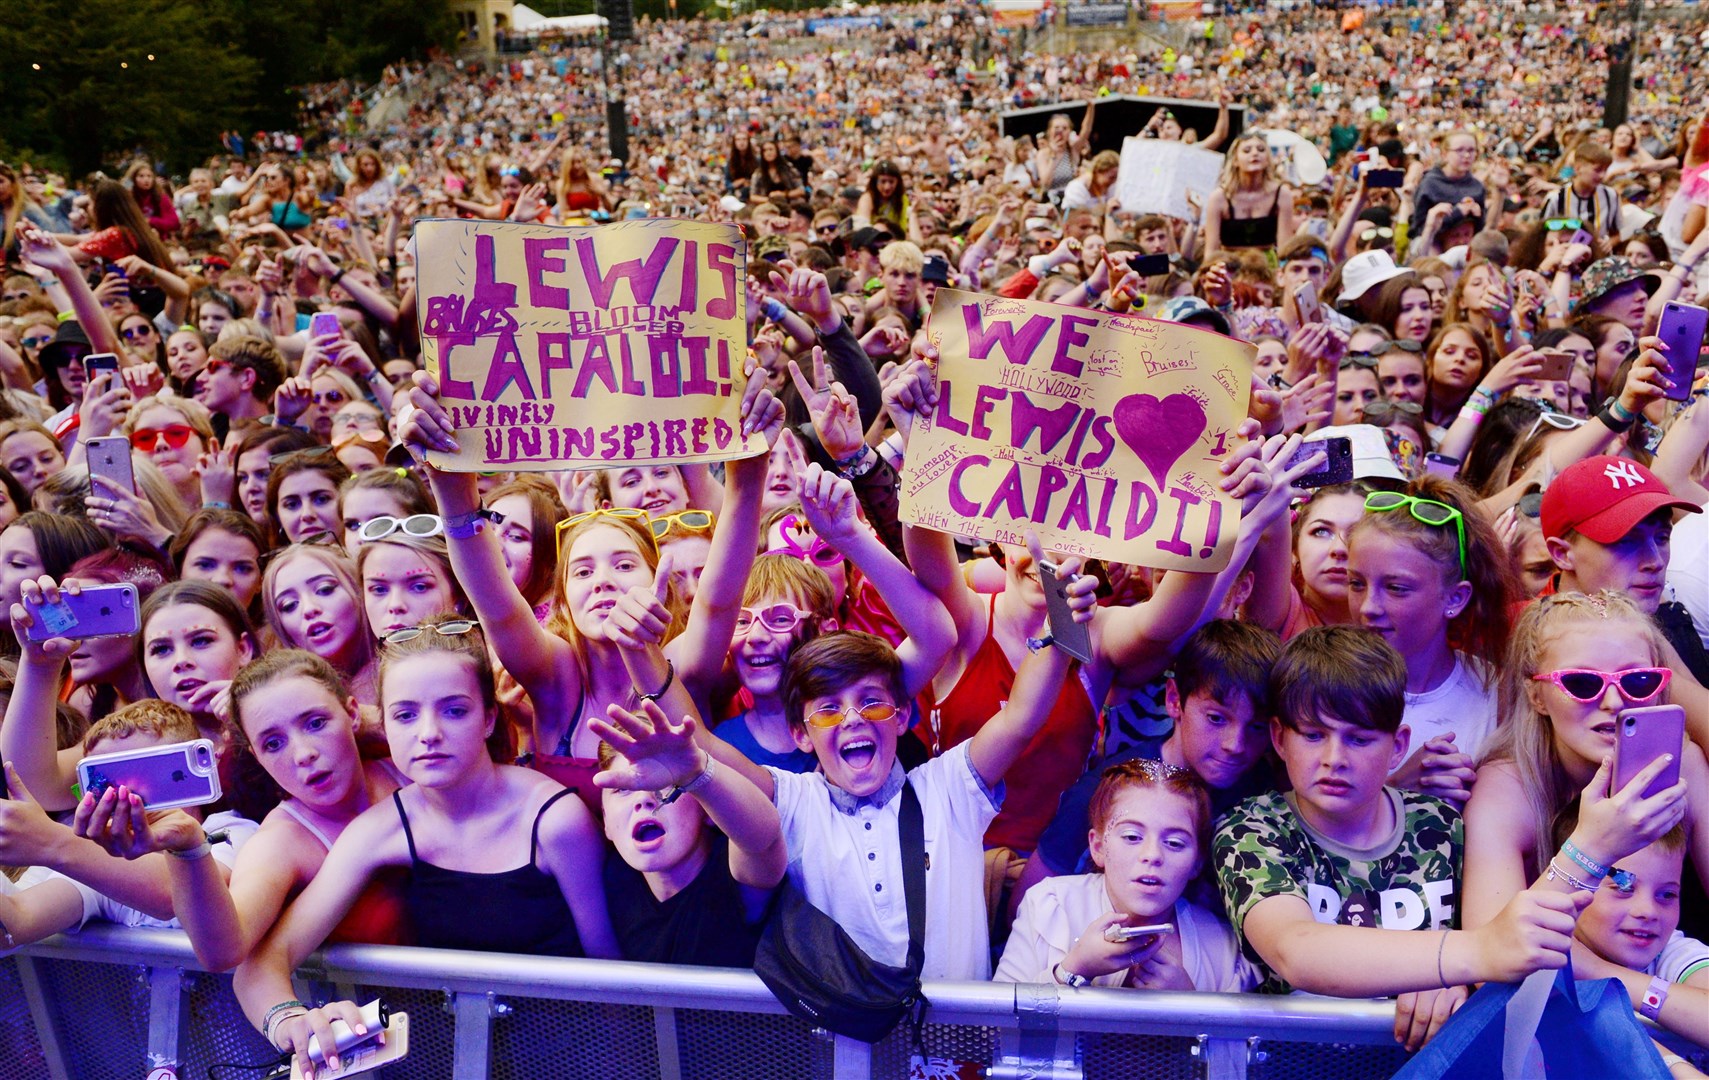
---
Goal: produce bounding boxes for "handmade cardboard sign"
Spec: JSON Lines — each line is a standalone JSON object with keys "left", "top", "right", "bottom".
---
{"left": 900, "top": 289, "right": 1252, "bottom": 572}
{"left": 413, "top": 218, "right": 760, "bottom": 471}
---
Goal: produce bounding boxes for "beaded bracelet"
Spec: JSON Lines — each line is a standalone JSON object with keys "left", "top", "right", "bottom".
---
{"left": 1545, "top": 858, "right": 1601, "bottom": 893}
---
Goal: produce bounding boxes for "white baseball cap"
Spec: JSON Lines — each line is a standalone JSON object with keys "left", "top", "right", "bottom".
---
{"left": 1337, "top": 249, "right": 1412, "bottom": 304}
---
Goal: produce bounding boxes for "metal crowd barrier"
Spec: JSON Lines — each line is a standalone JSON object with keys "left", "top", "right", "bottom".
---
{"left": 5, "top": 925, "right": 1707, "bottom": 1080}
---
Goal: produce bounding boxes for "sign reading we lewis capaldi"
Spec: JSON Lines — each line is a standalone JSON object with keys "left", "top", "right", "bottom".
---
{"left": 900, "top": 289, "right": 1253, "bottom": 573}
{"left": 414, "top": 218, "right": 764, "bottom": 472}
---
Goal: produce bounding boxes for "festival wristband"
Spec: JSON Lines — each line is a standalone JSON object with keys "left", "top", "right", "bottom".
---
{"left": 1640, "top": 976, "right": 1669, "bottom": 1022}
{"left": 1560, "top": 839, "right": 1611, "bottom": 879}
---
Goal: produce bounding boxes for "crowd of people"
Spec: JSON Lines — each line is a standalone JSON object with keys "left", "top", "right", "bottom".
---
{"left": 1, "top": 0, "right": 1708, "bottom": 1075}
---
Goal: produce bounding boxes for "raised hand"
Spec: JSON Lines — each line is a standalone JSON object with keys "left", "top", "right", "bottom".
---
{"left": 199, "top": 435, "right": 236, "bottom": 507}
{"left": 0, "top": 762, "right": 65, "bottom": 868}
{"left": 72, "top": 785, "right": 204, "bottom": 861}
{"left": 273, "top": 376, "right": 313, "bottom": 427}
{"left": 9, "top": 575, "right": 81, "bottom": 665}
{"left": 795, "top": 462, "right": 862, "bottom": 549}
{"left": 607, "top": 572, "right": 673, "bottom": 651}
{"left": 88, "top": 473, "right": 169, "bottom": 546}
{"left": 393, "top": 370, "right": 458, "bottom": 457}
{"left": 789, "top": 346, "right": 863, "bottom": 460}
{"left": 78, "top": 370, "right": 134, "bottom": 440}
{"left": 739, "top": 349, "right": 785, "bottom": 446}
{"left": 773, "top": 266, "right": 838, "bottom": 335}
{"left": 588, "top": 699, "right": 706, "bottom": 794}
{"left": 881, "top": 348, "right": 939, "bottom": 447}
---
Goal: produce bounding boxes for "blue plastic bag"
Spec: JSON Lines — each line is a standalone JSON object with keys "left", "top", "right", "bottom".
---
{"left": 1393, "top": 962, "right": 1672, "bottom": 1080}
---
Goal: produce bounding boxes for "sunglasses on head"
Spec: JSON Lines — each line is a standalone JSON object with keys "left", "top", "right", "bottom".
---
{"left": 129, "top": 424, "right": 197, "bottom": 452}
{"left": 1544, "top": 218, "right": 1583, "bottom": 231}
{"left": 1532, "top": 667, "right": 1670, "bottom": 703}
{"left": 804, "top": 699, "right": 901, "bottom": 729}
{"left": 269, "top": 444, "right": 335, "bottom": 467}
{"left": 555, "top": 507, "right": 659, "bottom": 553}
{"left": 771, "top": 513, "right": 842, "bottom": 568}
{"left": 384, "top": 618, "right": 479, "bottom": 645}
{"left": 1524, "top": 411, "right": 1586, "bottom": 442}
{"left": 1362, "top": 399, "right": 1424, "bottom": 423}
{"left": 649, "top": 509, "right": 714, "bottom": 541}
{"left": 358, "top": 513, "right": 444, "bottom": 543}
{"left": 1364, "top": 491, "right": 1467, "bottom": 578}
{"left": 1341, "top": 352, "right": 1380, "bottom": 369}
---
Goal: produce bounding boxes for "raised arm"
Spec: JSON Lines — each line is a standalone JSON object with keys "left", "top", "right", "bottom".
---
{"left": 590, "top": 699, "right": 786, "bottom": 894}
{"left": 396, "top": 371, "right": 577, "bottom": 695}
{"left": 796, "top": 461, "right": 954, "bottom": 697}
{"left": 17, "top": 222, "right": 122, "bottom": 356}
{"left": 965, "top": 575, "right": 1077, "bottom": 787}
{"left": 2, "top": 579, "right": 87, "bottom": 810}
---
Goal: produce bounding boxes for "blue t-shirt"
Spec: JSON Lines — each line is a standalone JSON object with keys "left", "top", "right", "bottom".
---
{"left": 715, "top": 711, "right": 818, "bottom": 774}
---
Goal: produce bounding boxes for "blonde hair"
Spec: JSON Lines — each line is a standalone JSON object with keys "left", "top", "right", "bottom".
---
{"left": 1480, "top": 591, "right": 1667, "bottom": 877}
{"left": 1218, "top": 133, "right": 1277, "bottom": 197}
{"left": 123, "top": 394, "right": 215, "bottom": 442}
{"left": 546, "top": 515, "right": 686, "bottom": 685}
{"left": 85, "top": 698, "right": 197, "bottom": 752}
{"left": 262, "top": 544, "right": 375, "bottom": 669}
{"left": 742, "top": 552, "right": 835, "bottom": 618}
{"left": 878, "top": 240, "right": 924, "bottom": 275}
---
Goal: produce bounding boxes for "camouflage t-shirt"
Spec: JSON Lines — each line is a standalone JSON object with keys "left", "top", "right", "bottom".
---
{"left": 1213, "top": 787, "right": 1463, "bottom": 994}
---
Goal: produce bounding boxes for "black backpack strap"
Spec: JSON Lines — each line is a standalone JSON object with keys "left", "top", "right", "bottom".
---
{"left": 899, "top": 779, "right": 926, "bottom": 974}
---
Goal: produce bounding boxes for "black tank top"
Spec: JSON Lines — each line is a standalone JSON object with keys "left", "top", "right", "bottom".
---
{"left": 1220, "top": 186, "right": 1281, "bottom": 250}
{"left": 392, "top": 788, "right": 585, "bottom": 957}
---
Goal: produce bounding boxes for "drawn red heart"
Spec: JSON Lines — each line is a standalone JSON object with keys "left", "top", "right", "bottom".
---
{"left": 1112, "top": 393, "right": 1207, "bottom": 489}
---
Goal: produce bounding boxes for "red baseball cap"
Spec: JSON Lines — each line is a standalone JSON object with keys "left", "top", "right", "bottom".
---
{"left": 1540, "top": 455, "right": 1701, "bottom": 543}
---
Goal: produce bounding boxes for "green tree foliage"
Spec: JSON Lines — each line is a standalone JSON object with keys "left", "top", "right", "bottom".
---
{"left": 0, "top": 0, "right": 457, "bottom": 176}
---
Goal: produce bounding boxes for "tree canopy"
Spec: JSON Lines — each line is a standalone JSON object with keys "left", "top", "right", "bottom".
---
{"left": 0, "top": 0, "right": 457, "bottom": 176}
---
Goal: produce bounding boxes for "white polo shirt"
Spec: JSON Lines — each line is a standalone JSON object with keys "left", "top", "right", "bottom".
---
{"left": 769, "top": 742, "right": 1001, "bottom": 980}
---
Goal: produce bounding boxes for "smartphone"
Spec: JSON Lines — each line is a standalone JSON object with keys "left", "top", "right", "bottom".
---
{"left": 1365, "top": 168, "right": 1404, "bottom": 189}
{"left": 85, "top": 434, "right": 136, "bottom": 496}
{"left": 309, "top": 311, "right": 342, "bottom": 339}
{"left": 24, "top": 582, "right": 140, "bottom": 642}
{"left": 1289, "top": 436, "right": 1354, "bottom": 488}
{"left": 1568, "top": 228, "right": 1593, "bottom": 249}
{"left": 75, "top": 738, "right": 222, "bottom": 811}
{"left": 1423, "top": 452, "right": 1461, "bottom": 479}
{"left": 1533, "top": 349, "right": 1575, "bottom": 383}
{"left": 1130, "top": 253, "right": 1171, "bottom": 277}
{"left": 1613, "top": 704, "right": 1685, "bottom": 800}
{"left": 85, "top": 352, "right": 120, "bottom": 379}
{"left": 292, "top": 1011, "right": 410, "bottom": 1079}
{"left": 1038, "top": 559, "right": 1093, "bottom": 663}
{"left": 1104, "top": 922, "right": 1176, "bottom": 943}
{"left": 1656, "top": 302, "right": 1708, "bottom": 402}
{"left": 1294, "top": 281, "right": 1323, "bottom": 325}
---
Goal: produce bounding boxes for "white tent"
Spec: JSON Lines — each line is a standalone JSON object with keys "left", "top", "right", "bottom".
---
{"left": 510, "top": 4, "right": 608, "bottom": 33}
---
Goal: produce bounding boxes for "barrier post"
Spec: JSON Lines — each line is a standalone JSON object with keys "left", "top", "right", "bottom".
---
{"left": 991, "top": 983, "right": 1081, "bottom": 1079}
{"left": 13, "top": 956, "right": 72, "bottom": 1080}
{"left": 450, "top": 990, "right": 497, "bottom": 1079}
{"left": 1197, "top": 1033, "right": 1249, "bottom": 1080}
{"left": 144, "top": 965, "right": 187, "bottom": 1080}
{"left": 831, "top": 1033, "right": 872, "bottom": 1078}
{"left": 653, "top": 1005, "right": 683, "bottom": 1080}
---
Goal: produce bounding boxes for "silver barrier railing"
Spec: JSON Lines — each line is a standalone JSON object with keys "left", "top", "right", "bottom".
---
{"left": 8, "top": 924, "right": 1709, "bottom": 1080}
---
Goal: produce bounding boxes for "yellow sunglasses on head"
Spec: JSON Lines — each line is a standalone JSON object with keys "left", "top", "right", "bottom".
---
{"left": 555, "top": 507, "right": 657, "bottom": 553}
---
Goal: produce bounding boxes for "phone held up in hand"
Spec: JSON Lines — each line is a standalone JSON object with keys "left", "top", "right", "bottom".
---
{"left": 75, "top": 738, "right": 222, "bottom": 811}
{"left": 1287, "top": 436, "right": 1353, "bottom": 489}
{"left": 1656, "top": 302, "right": 1707, "bottom": 402}
{"left": 24, "top": 582, "right": 140, "bottom": 643}
{"left": 1038, "top": 558, "right": 1093, "bottom": 663}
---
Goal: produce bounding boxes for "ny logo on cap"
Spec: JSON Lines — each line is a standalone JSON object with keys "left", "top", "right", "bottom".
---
{"left": 1604, "top": 461, "right": 1644, "bottom": 489}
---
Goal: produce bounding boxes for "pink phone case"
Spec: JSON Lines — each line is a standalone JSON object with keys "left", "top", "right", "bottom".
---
{"left": 310, "top": 312, "right": 342, "bottom": 339}
{"left": 85, "top": 435, "right": 136, "bottom": 495}
{"left": 24, "top": 583, "right": 140, "bottom": 642}
{"left": 1613, "top": 704, "right": 1685, "bottom": 800}
{"left": 75, "top": 738, "right": 222, "bottom": 811}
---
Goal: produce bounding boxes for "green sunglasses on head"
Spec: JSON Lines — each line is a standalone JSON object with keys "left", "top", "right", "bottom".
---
{"left": 1364, "top": 491, "right": 1467, "bottom": 579}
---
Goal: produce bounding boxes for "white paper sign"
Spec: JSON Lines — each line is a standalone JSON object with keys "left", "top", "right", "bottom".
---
{"left": 1115, "top": 139, "right": 1225, "bottom": 223}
